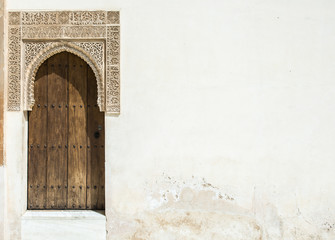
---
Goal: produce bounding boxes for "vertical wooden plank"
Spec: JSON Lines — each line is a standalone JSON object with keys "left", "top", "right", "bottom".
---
{"left": 28, "top": 52, "right": 105, "bottom": 210}
{"left": 28, "top": 62, "right": 48, "bottom": 209}
{"left": 68, "top": 54, "right": 87, "bottom": 209}
{"left": 87, "top": 67, "right": 105, "bottom": 210}
{"left": 46, "top": 52, "right": 68, "bottom": 209}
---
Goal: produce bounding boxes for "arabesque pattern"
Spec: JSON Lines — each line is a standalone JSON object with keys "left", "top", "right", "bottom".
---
{"left": 8, "top": 11, "right": 120, "bottom": 114}
{"left": 8, "top": 26, "right": 21, "bottom": 111}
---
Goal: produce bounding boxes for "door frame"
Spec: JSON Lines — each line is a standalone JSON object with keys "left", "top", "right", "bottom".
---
{"left": 4, "top": 10, "right": 120, "bottom": 239}
{"left": 27, "top": 52, "right": 106, "bottom": 210}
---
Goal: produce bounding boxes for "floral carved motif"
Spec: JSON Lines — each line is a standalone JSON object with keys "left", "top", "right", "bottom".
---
{"left": 73, "top": 42, "right": 104, "bottom": 69}
{"left": 24, "top": 42, "right": 53, "bottom": 68}
{"left": 24, "top": 41, "right": 104, "bottom": 69}
{"left": 8, "top": 10, "right": 120, "bottom": 114}
{"left": 24, "top": 42, "right": 105, "bottom": 111}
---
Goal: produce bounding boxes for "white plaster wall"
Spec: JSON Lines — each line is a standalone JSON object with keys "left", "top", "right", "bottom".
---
{"left": 7, "top": 0, "right": 335, "bottom": 239}
{"left": 5, "top": 112, "right": 26, "bottom": 240}
{"left": 0, "top": 167, "right": 5, "bottom": 240}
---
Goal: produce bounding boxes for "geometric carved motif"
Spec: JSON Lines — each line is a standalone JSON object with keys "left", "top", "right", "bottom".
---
{"left": 8, "top": 11, "right": 120, "bottom": 114}
{"left": 8, "top": 26, "right": 21, "bottom": 111}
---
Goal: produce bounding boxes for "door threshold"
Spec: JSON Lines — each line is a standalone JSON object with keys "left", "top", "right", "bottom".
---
{"left": 21, "top": 210, "right": 106, "bottom": 240}
{"left": 22, "top": 210, "right": 105, "bottom": 220}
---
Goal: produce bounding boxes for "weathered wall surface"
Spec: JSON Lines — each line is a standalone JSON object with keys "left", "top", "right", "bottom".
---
{"left": 6, "top": 0, "right": 335, "bottom": 239}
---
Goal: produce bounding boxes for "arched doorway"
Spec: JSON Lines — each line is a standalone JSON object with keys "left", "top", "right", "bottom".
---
{"left": 27, "top": 52, "right": 105, "bottom": 210}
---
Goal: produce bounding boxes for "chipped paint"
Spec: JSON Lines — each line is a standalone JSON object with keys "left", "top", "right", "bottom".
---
{"left": 145, "top": 174, "right": 236, "bottom": 210}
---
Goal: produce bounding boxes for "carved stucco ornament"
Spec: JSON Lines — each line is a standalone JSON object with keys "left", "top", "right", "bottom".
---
{"left": 8, "top": 11, "right": 120, "bottom": 114}
{"left": 24, "top": 41, "right": 105, "bottom": 111}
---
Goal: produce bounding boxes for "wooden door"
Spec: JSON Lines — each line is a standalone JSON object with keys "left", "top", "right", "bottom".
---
{"left": 28, "top": 52, "right": 105, "bottom": 210}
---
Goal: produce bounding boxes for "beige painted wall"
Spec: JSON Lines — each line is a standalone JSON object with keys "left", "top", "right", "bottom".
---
{"left": 5, "top": 0, "right": 335, "bottom": 239}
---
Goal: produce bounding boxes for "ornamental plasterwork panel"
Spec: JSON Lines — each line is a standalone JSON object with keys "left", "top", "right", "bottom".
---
{"left": 22, "top": 26, "right": 107, "bottom": 39}
{"left": 24, "top": 41, "right": 105, "bottom": 111}
{"left": 8, "top": 11, "right": 120, "bottom": 114}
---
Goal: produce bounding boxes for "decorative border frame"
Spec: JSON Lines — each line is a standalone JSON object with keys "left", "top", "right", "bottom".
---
{"left": 8, "top": 10, "right": 120, "bottom": 114}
